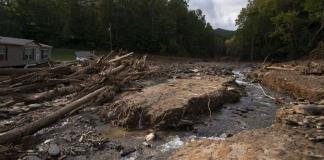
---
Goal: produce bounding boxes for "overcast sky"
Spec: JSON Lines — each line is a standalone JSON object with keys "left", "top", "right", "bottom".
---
{"left": 188, "top": 0, "right": 248, "bottom": 30}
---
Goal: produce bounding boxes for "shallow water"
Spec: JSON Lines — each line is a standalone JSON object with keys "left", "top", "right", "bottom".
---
{"left": 194, "top": 67, "right": 288, "bottom": 137}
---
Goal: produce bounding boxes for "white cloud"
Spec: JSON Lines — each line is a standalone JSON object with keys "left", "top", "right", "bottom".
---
{"left": 188, "top": 0, "right": 248, "bottom": 30}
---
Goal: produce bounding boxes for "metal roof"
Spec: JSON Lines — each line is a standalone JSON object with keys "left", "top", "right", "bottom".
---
{"left": 0, "top": 36, "right": 34, "bottom": 46}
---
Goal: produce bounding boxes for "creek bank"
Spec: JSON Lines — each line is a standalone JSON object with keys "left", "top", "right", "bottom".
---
{"left": 171, "top": 104, "right": 324, "bottom": 160}
{"left": 249, "top": 60, "right": 324, "bottom": 102}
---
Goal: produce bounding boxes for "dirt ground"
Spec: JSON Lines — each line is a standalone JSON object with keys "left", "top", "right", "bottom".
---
{"left": 1, "top": 56, "right": 323, "bottom": 160}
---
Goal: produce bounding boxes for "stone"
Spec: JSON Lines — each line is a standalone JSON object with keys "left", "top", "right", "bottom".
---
{"left": 145, "top": 133, "right": 156, "bottom": 142}
{"left": 120, "top": 147, "right": 136, "bottom": 157}
{"left": 319, "top": 100, "right": 324, "bottom": 105}
{"left": 142, "top": 142, "right": 152, "bottom": 148}
{"left": 22, "top": 156, "right": 41, "bottom": 160}
{"left": 48, "top": 144, "right": 60, "bottom": 156}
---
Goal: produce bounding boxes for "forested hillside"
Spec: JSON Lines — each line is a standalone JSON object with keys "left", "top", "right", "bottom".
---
{"left": 228, "top": 0, "right": 324, "bottom": 60}
{"left": 0, "top": 0, "right": 228, "bottom": 58}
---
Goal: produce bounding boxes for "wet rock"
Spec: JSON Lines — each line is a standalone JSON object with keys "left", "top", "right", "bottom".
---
{"left": 120, "top": 147, "right": 136, "bottom": 157}
{"left": 48, "top": 144, "right": 60, "bottom": 156}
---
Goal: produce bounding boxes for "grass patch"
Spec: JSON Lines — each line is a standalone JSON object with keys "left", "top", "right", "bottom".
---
{"left": 51, "top": 48, "right": 76, "bottom": 61}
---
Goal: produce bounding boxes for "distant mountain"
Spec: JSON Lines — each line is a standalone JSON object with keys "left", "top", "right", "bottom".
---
{"left": 214, "top": 28, "right": 235, "bottom": 39}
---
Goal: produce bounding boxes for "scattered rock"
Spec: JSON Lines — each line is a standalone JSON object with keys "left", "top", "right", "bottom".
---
{"left": 48, "top": 144, "right": 60, "bottom": 157}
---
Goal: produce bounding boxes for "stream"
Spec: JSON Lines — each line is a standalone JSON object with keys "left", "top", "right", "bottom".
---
{"left": 102, "top": 66, "right": 291, "bottom": 160}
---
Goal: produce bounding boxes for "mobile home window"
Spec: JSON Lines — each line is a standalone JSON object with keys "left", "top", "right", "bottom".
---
{"left": 41, "top": 48, "right": 49, "bottom": 60}
{"left": 23, "top": 48, "right": 35, "bottom": 60}
{"left": 0, "top": 46, "right": 8, "bottom": 61}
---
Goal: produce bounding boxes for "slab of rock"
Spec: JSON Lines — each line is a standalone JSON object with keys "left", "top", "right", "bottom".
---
{"left": 102, "top": 77, "right": 240, "bottom": 129}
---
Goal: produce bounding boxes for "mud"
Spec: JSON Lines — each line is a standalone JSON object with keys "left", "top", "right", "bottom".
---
{"left": 101, "top": 77, "right": 240, "bottom": 129}
{"left": 262, "top": 71, "right": 324, "bottom": 102}
{"left": 171, "top": 61, "right": 324, "bottom": 160}
{"left": 250, "top": 60, "right": 324, "bottom": 102}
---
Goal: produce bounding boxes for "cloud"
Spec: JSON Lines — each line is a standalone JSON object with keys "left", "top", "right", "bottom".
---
{"left": 188, "top": 0, "right": 248, "bottom": 30}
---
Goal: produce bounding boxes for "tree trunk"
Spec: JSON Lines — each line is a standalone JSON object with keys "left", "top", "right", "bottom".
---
{"left": 251, "top": 36, "right": 255, "bottom": 61}
{"left": 19, "top": 85, "right": 84, "bottom": 104}
{"left": 0, "top": 86, "right": 109, "bottom": 144}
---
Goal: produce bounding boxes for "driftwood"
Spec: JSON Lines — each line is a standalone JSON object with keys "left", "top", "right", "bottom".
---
{"left": 108, "top": 52, "right": 134, "bottom": 63}
{"left": 0, "top": 79, "right": 80, "bottom": 95}
{"left": 0, "top": 68, "right": 43, "bottom": 75}
{"left": 258, "top": 83, "right": 276, "bottom": 100}
{"left": 0, "top": 86, "right": 109, "bottom": 144}
{"left": 266, "top": 66, "right": 295, "bottom": 71}
{"left": 0, "top": 51, "right": 149, "bottom": 144}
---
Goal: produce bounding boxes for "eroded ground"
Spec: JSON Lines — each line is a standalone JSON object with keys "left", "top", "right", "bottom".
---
{"left": 172, "top": 60, "right": 324, "bottom": 160}
{"left": 1, "top": 57, "right": 323, "bottom": 160}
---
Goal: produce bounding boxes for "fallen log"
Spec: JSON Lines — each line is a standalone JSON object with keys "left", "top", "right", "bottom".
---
{"left": 16, "top": 85, "right": 84, "bottom": 104}
{"left": 100, "top": 64, "right": 126, "bottom": 76}
{"left": 0, "top": 68, "right": 43, "bottom": 75}
{"left": 0, "top": 86, "right": 110, "bottom": 144}
{"left": 0, "top": 79, "right": 82, "bottom": 95}
{"left": 108, "top": 52, "right": 134, "bottom": 63}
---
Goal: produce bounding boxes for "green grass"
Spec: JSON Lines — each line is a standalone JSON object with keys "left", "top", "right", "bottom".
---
{"left": 51, "top": 48, "right": 76, "bottom": 61}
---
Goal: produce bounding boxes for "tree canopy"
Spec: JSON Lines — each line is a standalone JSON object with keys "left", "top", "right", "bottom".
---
{"left": 230, "top": 0, "right": 324, "bottom": 60}
{"left": 0, "top": 0, "right": 229, "bottom": 58}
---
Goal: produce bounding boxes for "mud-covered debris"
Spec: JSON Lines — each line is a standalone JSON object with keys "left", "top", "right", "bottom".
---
{"left": 0, "top": 51, "right": 150, "bottom": 144}
{"left": 101, "top": 77, "right": 241, "bottom": 129}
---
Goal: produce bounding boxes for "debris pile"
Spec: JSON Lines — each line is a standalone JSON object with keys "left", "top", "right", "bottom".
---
{"left": 100, "top": 77, "right": 241, "bottom": 129}
{"left": 0, "top": 52, "right": 150, "bottom": 144}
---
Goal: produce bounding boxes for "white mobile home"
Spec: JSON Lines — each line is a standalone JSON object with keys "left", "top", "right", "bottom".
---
{"left": 0, "top": 36, "right": 52, "bottom": 67}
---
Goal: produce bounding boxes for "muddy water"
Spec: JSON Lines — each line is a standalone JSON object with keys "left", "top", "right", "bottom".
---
{"left": 101, "top": 66, "right": 291, "bottom": 160}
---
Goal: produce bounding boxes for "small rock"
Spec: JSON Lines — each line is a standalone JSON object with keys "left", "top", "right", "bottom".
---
{"left": 219, "top": 133, "right": 228, "bottom": 138}
{"left": 142, "top": 142, "right": 152, "bottom": 148}
{"left": 319, "top": 100, "right": 324, "bottom": 105}
{"left": 120, "top": 147, "right": 136, "bottom": 157}
{"left": 315, "top": 136, "right": 324, "bottom": 142}
{"left": 22, "top": 156, "right": 41, "bottom": 160}
{"left": 63, "top": 135, "right": 72, "bottom": 142}
{"left": 48, "top": 144, "right": 60, "bottom": 156}
{"left": 145, "top": 133, "right": 156, "bottom": 142}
